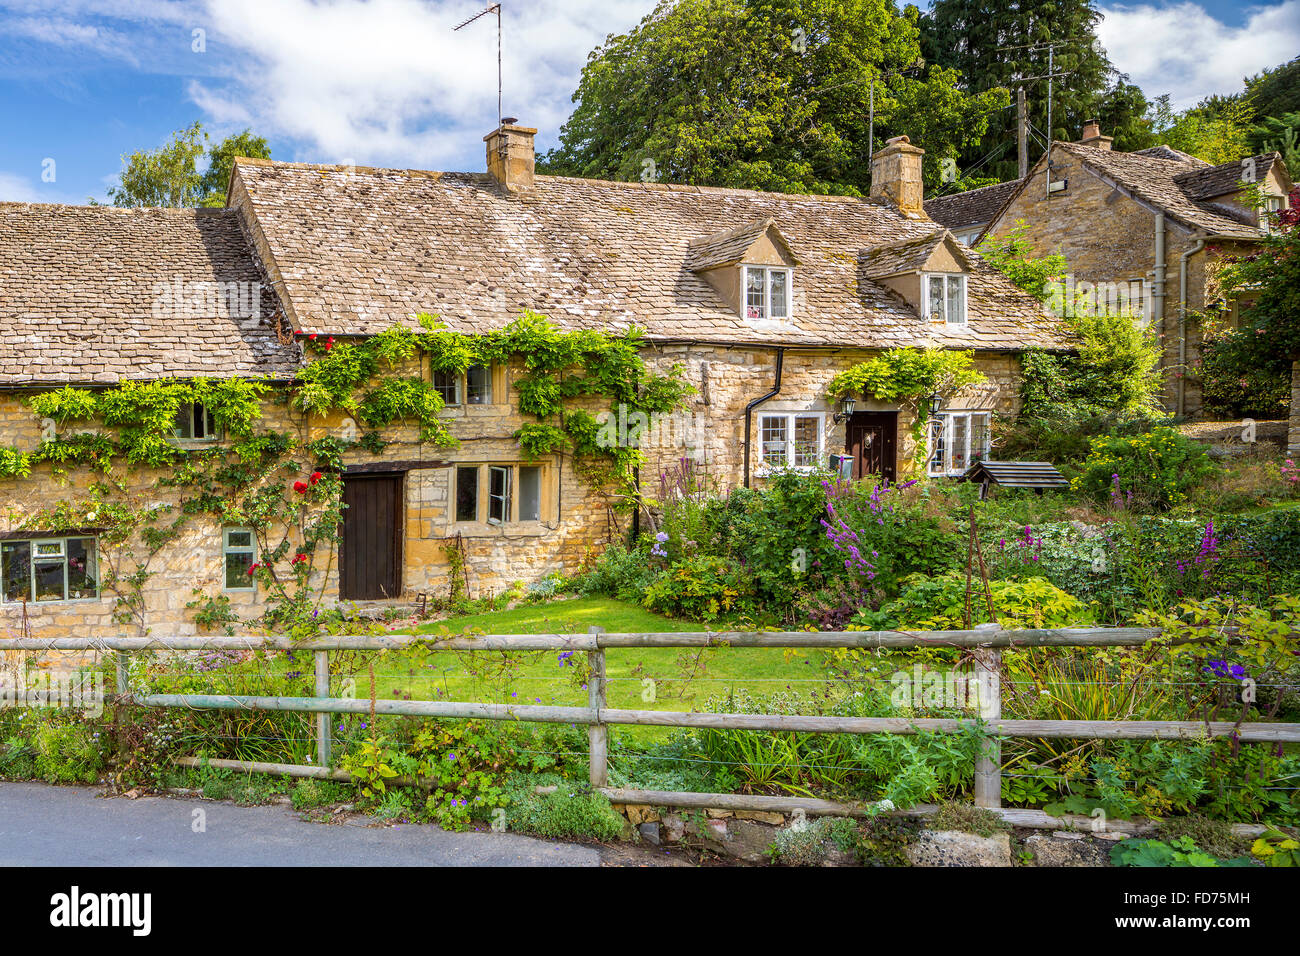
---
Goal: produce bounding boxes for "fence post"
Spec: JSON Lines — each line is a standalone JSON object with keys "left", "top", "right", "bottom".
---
{"left": 972, "top": 623, "right": 1002, "bottom": 809}
{"left": 314, "top": 650, "right": 331, "bottom": 768}
{"left": 587, "top": 626, "right": 607, "bottom": 788}
{"left": 115, "top": 651, "right": 128, "bottom": 699}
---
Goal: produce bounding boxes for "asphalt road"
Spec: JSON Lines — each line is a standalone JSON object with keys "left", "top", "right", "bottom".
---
{"left": 0, "top": 782, "right": 604, "bottom": 867}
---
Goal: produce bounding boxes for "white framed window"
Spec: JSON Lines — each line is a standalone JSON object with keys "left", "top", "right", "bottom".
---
{"left": 488, "top": 466, "right": 512, "bottom": 525}
{"left": 1261, "top": 194, "right": 1288, "bottom": 234}
{"left": 758, "top": 413, "right": 823, "bottom": 471}
{"left": 173, "top": 401, "right": 219, "bottom": 441}
{"left": 924, "top": 273, "right": 967, "bottom": 325}
{"left": 927, "top": 411, "right": 990, "bottom": 477}
{"left": 743, "top": 266, "right": 793, "bottom": 321}
{"left": 1, "top": 536, "right": 99, "bottom": 603}
{"left": 223, "top": 528, "right": 256, "bottom": 591}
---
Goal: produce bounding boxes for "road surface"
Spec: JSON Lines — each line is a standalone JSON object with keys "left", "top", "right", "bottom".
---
{"left": 0, "top": 781, "right": 606, "bottom": 867}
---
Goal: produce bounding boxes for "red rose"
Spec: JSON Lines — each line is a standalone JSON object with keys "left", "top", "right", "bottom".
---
{"left": 310, "top": 471, "right": 322, "bottom": 484}
{"left": 308, "top": 333, "right": 318, "bottom": 340}
{"left": 293, "top": 481, "right": 309, "bottom": 494}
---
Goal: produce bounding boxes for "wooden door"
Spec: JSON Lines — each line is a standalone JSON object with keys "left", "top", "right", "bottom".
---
{"left": 340, "top": 474, "right": 403, "bottom": 600}
{"left": 846, "top": 412, "right": 898, "bottom": 484}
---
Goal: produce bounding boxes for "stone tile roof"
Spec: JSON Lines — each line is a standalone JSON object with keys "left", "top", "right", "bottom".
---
{"left": 924, "top": 179, "right": 1024, "bottom": 230}
{"left": 1130, "top": 145, "right": 1210, "bottom": 166}
{"left": 1047, "top": 142, "right": 1270, "bottom": 238}
{"left": 0, "top": 203, "right": 299, "bottom": 385}
{"left": 860, "top": 230, "right": 967, "bottom": 279}
{"left": 1174, "top": 152, "right": 1281, "bottom": 200}
{"left": 233, "top": 158, "right": 1070, "bottom": 352}
{"left": 684, "top": 218, "right": 799, "bottom": 271}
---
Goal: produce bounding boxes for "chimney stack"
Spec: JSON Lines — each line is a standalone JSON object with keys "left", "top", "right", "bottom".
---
{"left": 1078, "top": 119, "right": 1113, "bottom": 151}
{"left": 484, "top": 119, "right": 537, "bottom": 192}
{"left": 870, "top": 135, "right": 926, "bottom": 218}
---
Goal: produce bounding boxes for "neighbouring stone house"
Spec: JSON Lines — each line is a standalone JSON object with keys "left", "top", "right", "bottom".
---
{"left": 927, "top": 121, "right": 1294, "bottom": 418}
{"left": 0, "top": 124, "right": 1069, "bottom": 640}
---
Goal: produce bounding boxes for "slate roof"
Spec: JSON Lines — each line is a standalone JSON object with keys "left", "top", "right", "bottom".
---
{"left": 924, "top": 179, "right": 1024, "bottom": 231}
{"left": 1174, "top": 152, "right": 1281, "bottom": 200}
{"left": 232, "top": 158, "right": 1071, "bottom": 352}
{"left": 684, "top": 218, "right": 800, "bottom": 271}
{"left": 859, "top": 230, "right": 969, "bottom": 279}
{"left": 0, "top": 203, "right": 299, "bottom": 385}
{"left": 983, "top": 143, "right": 1282, "bottom": 240}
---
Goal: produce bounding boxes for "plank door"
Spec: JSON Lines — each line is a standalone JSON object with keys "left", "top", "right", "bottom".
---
{"left": 340, "top": 474, "right": 403, "bottom": 600}
{"left": 846, "top": 411, "right": 898, "bottom": 485}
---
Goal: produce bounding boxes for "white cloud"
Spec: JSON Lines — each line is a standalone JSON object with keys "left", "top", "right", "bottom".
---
{"left": 186, "top": 0, "right": 659, "bottom": 168}
{"left": 0, "top": 170, "right": 84, "bottom": 204}
{"left": 1098, "top": 0, "right": 1300, "bottom": 109}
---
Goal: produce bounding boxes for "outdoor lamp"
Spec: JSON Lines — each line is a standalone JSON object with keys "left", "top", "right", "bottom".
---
{"left": 833, "top": 395, "right": 857, "bottom": 424}
{"left": 929, "top": 392, "right": 943, "bottom": 417}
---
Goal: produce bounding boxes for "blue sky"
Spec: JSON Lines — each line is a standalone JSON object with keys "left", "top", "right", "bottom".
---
{"left": 1, "top": 0, "right": 1296, "bottom": 204}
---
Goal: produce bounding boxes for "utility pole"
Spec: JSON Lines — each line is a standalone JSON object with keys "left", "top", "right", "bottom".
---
{"left": 1045, "top": 44, "right": 1054, "bottom": 197}
{"left": 1017, "top": 86, "right": 1028, "bottom": 179}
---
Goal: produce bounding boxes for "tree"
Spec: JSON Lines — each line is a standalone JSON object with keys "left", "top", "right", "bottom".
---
{"left": 918, "top": 0, "right": 1138, "bottom": 182}
{"left": 1200, "top": 186, "right": 1300, "bottom": 417}
{"left": 106, "top": 124, "right": 271, "bottom": 208}
{"left": 975, "top": 220, "right": 1066, "bottom": 300}
{"left": 1147, "top": 95, "right": 1253, "bottom": 165}
{"left": 198, "top": 130, "right": 272, "bottom": 207}
{"left": 540, "top": 0, "right": 1007, "bottom": 194}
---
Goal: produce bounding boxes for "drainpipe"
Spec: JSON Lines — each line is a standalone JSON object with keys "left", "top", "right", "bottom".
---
{"left": 742, "top": 348, "right": 785, "bottom": 489}
{"left": 1151, "top": 212, "right": 1166, "bottom": 345}
{"left": 1178, "top": 238, "right": 1206, "bottom": 418}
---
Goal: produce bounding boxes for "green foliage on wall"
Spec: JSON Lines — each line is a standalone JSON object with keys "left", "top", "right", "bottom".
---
{"left": 827, "top": 347, "right": 985, "bottom": 404}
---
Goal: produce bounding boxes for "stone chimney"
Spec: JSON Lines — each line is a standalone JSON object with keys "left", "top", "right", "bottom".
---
{"left": 1079, "top": 119, "right": 1113, "bottom": 150}
{"left": 484, "top": 119, "right": 536, "bottom": 192}
{"left": 870, "top": 135, "right": 926, "bottom": 218}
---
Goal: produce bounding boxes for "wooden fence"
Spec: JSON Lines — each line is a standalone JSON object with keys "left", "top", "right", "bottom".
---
{"left": 3, "top": 625, "right": 1297, "bottom": 820}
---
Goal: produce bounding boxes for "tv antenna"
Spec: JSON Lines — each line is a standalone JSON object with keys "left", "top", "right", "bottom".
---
{"left": 454, "top": 3, "right": 503, "bottom": 132}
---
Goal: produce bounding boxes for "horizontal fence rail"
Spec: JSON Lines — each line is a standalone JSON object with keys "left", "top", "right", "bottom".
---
{"left": 2, "top": 624, "right": 1292, "bottom": 817}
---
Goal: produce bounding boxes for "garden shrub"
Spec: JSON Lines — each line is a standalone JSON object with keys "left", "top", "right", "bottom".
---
{"left": 641, "top": 554, "right": 754, "bottom": 621}
{"left": 32, "top": 715, "right": 104, "bottom": 785}
{"left": 502, "top": 780, "right": 625, "bottom": 842}
{"left": 1072, "top": 427, "right": 1215, "bottom": 510}
{"left": 854, "top": 572, "right": 1093, "bottom": 630}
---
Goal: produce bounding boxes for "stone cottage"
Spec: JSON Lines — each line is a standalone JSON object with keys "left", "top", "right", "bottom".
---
{"left": 0, "top": 125, "right": 1068, "bottom": 638}
{"left": 927, "top": 121, "right": 1294, "bottom": 417}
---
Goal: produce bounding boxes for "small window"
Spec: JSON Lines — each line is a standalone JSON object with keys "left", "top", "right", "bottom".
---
{"left": 223, "top": 528, "right": 256, "bottom": 591}
{"left": 432, "top": 370, "right": 460, "bottom": 406}
{"left": 173, "top": 401, "right": 218, "bottom": 440}
{"left": 759, "top": 413, "right": 822, "bottom": 471}
{"left": 488, "top": 466, "right": 512, "bottom": 525}
{"left": 928, "top": 411, "right": 991, "bottom": 477}
{"left": 466, "top": 365, "right": 493, "bottom": 405}
{"left": 925, "top": 274, "right": 967, "bottom": 325}
{"left": 760, "top": 416, "right": 788, "bottom": 467}
{"left": 455, "top": 466, "right": 479, "bottom": 522}
{"left": 1, "top": 536, "right": 98, "bottom": 603}
{"left": 744, "top": 266, "right": 793, "bottom": 321}
{"left": 518, "top": 466, "right": 542, "bottom": 521}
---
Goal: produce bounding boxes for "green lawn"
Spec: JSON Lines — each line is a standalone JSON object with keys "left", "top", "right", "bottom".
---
{"left": 359, "top": 597, "right": 836, "bottom": 732}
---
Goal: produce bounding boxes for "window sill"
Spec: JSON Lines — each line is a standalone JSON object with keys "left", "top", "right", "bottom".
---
{"left": 2, "top": 595, "right": 105, "bottom": 607}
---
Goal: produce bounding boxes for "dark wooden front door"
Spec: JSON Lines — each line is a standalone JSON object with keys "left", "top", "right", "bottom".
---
{"left": 341, "top": 474, "right": 403, "bottom": 600}
{"left": 846, "top": 412, "right": 898, "bottom": 484}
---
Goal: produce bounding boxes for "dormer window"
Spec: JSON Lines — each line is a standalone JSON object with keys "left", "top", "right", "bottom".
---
{"left": 925, "top": 273, "right": 967, "bottom": 325}
{"left": 744, "top": 266, "right": 792, "bottom": 321}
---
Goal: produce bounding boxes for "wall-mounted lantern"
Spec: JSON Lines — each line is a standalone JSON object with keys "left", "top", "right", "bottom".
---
{"left": 833, "top": 395, "right": 857, "bottom": 424}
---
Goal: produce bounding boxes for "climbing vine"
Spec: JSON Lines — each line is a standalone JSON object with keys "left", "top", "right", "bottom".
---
{"left": 827, "top": 347, "right": 986, "bottom": 469}
{"left": 1, "top": 310, "right": 691, "bottom": 635}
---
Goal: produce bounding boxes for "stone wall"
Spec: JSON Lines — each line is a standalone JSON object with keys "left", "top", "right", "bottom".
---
{"left": 0, "top": 346, "right": 1022, "bottom": 640}
{"left": 988, "top": 152, "right": 1228, "bottom": 416}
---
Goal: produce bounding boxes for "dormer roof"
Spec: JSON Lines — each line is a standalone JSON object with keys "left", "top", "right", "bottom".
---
{"left": 684, "top": 217, "right": 800, "bottom": 271}
{"left": 860, "top": 229, "right": 972, "bottom": 280}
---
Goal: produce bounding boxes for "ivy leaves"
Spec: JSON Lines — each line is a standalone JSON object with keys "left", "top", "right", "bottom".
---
{"left": 827, "top": 347, "right": 985, "bottom": 404}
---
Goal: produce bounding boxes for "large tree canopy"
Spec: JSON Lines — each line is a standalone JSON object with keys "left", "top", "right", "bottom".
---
{"left": 917, "top": 0, "right": 1150, "bottom": 183}
{"left": 106, "top": 123, "right": 271, "bottom": 208}
{"left": 539, "top": 0, "right": 1008, "bottom": 195}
